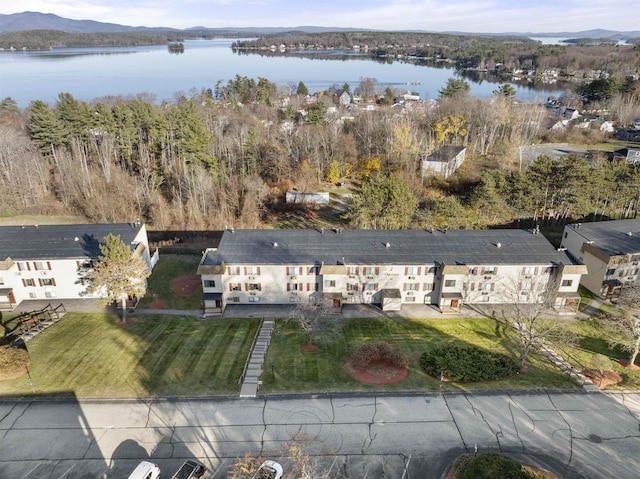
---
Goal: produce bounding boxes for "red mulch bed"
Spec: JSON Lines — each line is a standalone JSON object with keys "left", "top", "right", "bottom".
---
{"left": 302, "top": 344, "right": 320, "bottom": 352}
{"left": 619, "top": 359, "right": 640, "bottom": 370}
{"left": 149, "top": 299, "right": 168, "bottom": 309}
{"left": 344, "top": 359, "right": 409, "bottom": 385}
{"left": 171, "top": 275, "right": 202, "bottom": 296}
{"left": 0, "top": 366, "right": 28, "bottom": 382}
{"left": 582, "top": 368, "right": 623, "bottom": 388}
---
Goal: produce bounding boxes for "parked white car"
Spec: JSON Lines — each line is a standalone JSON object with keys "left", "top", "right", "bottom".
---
{"left": 252, "top": 460, "right": 283, "bottom": 479}
{"left": 127, "top": 461, "right": 161, "bottom": 479}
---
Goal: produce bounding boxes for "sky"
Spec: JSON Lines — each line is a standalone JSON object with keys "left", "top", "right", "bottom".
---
{"left": 2, "top": 0, "right": 640, "bottom": 33}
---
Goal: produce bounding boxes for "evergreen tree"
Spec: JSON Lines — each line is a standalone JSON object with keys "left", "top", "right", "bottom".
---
{"left": 344, "top": 172, "right": 418, "bottom": 229}
{"left": 438, "top": 78, "right": 470, "bottom": 99}
{"left": 493, "top": 83, "right": 516, "bottom": 98}
{"left": 88, "top": 233, "right": 150, "bottom": 323}
{"left": 296, "top": 81, "right": 309, "bottom": 96}
{"left": 28, "top": 100, "right": 66, "bottom": 155}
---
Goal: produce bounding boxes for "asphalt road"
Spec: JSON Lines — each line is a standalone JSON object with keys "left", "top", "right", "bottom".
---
{"left": 1, "top": 391, "right": 639, "bottom": 479}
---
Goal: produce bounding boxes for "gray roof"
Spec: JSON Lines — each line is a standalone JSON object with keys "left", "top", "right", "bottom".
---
{"left": 0, "top": 223, "right": 144, "bottom": 261}
{"left": 425, "top": 146, "right": 465, "bottom": 163}
{"left": 567, "top": 220, "right": 640, "bottom": 256}
{"left": 202, "top": 228, "right": 574, "bottom": 267}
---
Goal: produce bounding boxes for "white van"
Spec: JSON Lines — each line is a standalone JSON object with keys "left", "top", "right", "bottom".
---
{"left": 127, "top": 461, "right": 161, "bottom": 479}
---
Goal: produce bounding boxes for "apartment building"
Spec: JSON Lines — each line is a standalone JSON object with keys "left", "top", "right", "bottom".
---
{"left": 0, "top": 223, "right": 153, "bottom": 310}
{"left": 561, "top": 219, "right": 640, "bottom": 299}
{"left": 198, "top": 228, "right": 585, "bottom": 315}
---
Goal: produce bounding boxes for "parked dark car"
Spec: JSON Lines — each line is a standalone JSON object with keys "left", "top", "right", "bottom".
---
{"left": 171, "top": 460, "right": 206, "bottom": 479}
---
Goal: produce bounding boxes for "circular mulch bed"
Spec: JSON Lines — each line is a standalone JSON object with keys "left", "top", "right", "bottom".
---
{"left": 0, "top": 365, "right": 28, "bottom": 382}
{"left": 302, "top": 344, "right": 320, "bottom": 352}
{"left": 344, "top": 359, "right": 409, "bottom": 385}
{"left": 619, "top": 359, "right": 640, "bottom": 371}
{"left": 171, "top": 275, "right": 202, "bottom": 296}
{"left": 149, "top": 299, "right": 167, "bottom": 309}
{"left": 582, "top": 369, "right": 623, "bottom": 388}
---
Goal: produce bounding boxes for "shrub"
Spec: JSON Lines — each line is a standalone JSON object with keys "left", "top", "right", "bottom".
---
{"left": 420, "top": 343, "right": 518, "bottom": 381}
{"left": 349, "top": 341, "right": 409, "bottom": 371}
{"left": 0, "top": 345, "right": 29, "bottom": 376}
{"left": 460, "top": 452, "right": 532, "bottom": 479}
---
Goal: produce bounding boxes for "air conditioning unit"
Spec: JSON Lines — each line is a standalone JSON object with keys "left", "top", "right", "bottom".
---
{"left": 348, "top": 292, "right": 354, "bottom": 296}
{"left": 15, "top": 272, "right": 21, "bottom": 276}
{"left": 408, "top": 276, "right": 415, "bottom": 280}
{"left": 349, "top": 275, "right": 355, "bottom": 279}
{"left": 524, "top": 275, "right": 533, "bottom": 279}
{"left": 249, "top": 292, "right": 256, "bottom": 296}
{"left": 366, "top": 276, "right": 374, "bottom": 280}
{"left": 248, "top": 276, "right": 256, "bottom": 280}
{"left": 290, "top": 276, "right": 297, "bottom": 280}
{"left": 407, "top": 292, "right": 414, "bottom": 296}
{"left": 484, "top": 276, "right": 492, "bottom": 280}
{"left": 41, "top": 271, "right": 47, "bottom": 276}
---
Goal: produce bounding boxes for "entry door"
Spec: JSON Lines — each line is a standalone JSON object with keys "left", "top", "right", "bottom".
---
{"left": 333, "top": 298, "right": 342, "bottom": 308}
{"left": 451, "top": 299, "right": 460, "bottom": 308}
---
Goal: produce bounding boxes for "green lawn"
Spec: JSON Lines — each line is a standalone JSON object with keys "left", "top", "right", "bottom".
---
{"left": 0, "top": 313, "right": 260, "bottom": 397}
{"left": 138, "top": 254, "right": 202, "bottom": 309}
{"left": 553, "top": 318, "right": 640, "bottom": 389}
{"left": 261, "top": 317, "right": 578, "bottom": 393}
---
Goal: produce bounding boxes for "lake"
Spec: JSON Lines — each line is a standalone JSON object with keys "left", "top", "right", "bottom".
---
{"left": 0, "top": 38, "right": 569, "bottom": 107}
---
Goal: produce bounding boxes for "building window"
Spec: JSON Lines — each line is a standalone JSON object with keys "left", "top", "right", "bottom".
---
{"left": 34, "top": 261, "right": 51, "bottom": 270}
{"left": 17, "top": 262, "right": 31, "bottom": 271}
{"left": 482, "top": 266, "right": 497, "bottom": 275}
{"left": 407, "top": 266, "right": 419, "bottom": 275}
{"left": 29, "top": 292, "right": 36, "bottom": 299}
{"left": 228, "top": 266, "right": 241, "bottom": 275}
{"left": 24, "top": 278, "right": 36, "bottom": 287}
{"left": 44, "top": 290, "right": 57, "bottom": 298}
{"left": 561, "top": 279, "right": 573, "bottom": 287}
{"left": 347, "top": 283, "right": 359, "bottom": 292}
{"left": 364, "top": 267, "right": 377, "bottom": 275}
{"left": 230, "top": 283, "right": 241, "bottom": 291}
{"left": 248, "top": 296, "right": 260, "bottom": 302}
{"left": 248, "top": 283, "right": 261, "bottom": 291}
{"left": 348, "top": 266, "right": 359, "bottom": 275}
{"left": 41, "top": 278, "right": 55, "bottom": 286}
{"left": 405, "top": 296, "right": 416, "bottom": 302}
{"left": 364, "top": 283, "right": 377, "bottom": 291}
{"left": 0, "top": 276, "right": 3, "bottom": 285}
{"left": 444, "top": 279, "right": 456, "bottom": 287}
{"left": 289, "top": 283, "right": 300, "bottom": 291}
{"left": 204, "top": 280, "right": 216, "bottom": 288}
{"left": 606, "top": 268, "right": 616, "bottom": 276}
{"left": 324, "top": 280, "right": 336, "bottom": 288}
{"left": 522, "top": 267, "right": 534, "bottom": 276}
{"left": 423, "top": 282, "right": 435, "bottom": 291}
{"left": 232, "top": 296, "right": 240, "bottom": 303}
{"left": 406, "top": 283, "right": 418, "bottom": 291}
{"left": 521, "top": 282, "right": 532, "bottom": 291}
{"left": 247, "top": 266, "right": 259, "bottom": 275}
{"left": 483, "top": 282, "right": 492, "bottom": 291}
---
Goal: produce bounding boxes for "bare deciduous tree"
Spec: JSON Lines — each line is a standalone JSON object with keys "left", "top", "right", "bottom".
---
{"left": 604, "top": 286, "right": 640, "bottom": 367}
{"left": 287, "top": 301, "right": 342, "bottom": 346}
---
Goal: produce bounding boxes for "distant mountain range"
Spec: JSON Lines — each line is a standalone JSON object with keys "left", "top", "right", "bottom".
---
{"left": 1, "top": 11, "right": 639, "bottom": 40}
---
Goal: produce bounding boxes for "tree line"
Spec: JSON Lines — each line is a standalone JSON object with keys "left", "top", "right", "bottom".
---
{"left": 0, "top": 71, "right": 639, "bottom": 230}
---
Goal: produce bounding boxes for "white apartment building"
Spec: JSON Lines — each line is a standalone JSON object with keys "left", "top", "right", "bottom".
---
{"left": 198, "top": 228, "right": 586, "bottom": 315}
{"left": 561, "top": 219, "right": 640, "bottom": 299}
{"left": 0, "top": 223, "right": 153, "bottom": 310}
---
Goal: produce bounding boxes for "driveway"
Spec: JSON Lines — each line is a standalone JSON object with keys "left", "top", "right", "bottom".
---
{"left": 0, "top": 392, "right": 638, "bottom": 478}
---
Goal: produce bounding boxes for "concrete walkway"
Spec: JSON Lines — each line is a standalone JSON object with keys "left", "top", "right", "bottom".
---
{"left": 577, "top": 297, "right": 605, "bottom": 320}
{"left": 239, "top": 318, "right": 275, "bottom": 397}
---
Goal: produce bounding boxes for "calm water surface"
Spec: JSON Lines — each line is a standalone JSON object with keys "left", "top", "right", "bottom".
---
{"left": 0, "top": 38, "right": 568, "bottom": 107}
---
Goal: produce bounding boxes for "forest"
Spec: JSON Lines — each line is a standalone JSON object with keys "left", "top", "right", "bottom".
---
{"left": 1, "top": 71, "right": 639, "bottom": 232}
{"left": 234, "top": 31, "right": 640, "bottom": 79}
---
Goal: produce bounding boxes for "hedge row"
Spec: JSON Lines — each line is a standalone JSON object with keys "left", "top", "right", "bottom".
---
{"left": 420, "top": 343, "right": 518, "bottom": 381}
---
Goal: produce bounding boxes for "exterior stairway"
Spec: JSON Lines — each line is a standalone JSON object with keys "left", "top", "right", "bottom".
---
{"left": 239, "top": 318, "right": 275, "bottom": 397}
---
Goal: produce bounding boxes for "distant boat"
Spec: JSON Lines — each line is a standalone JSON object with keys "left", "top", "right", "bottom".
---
{"left": 407, "top": 81, "right": 422, "bottom": 85}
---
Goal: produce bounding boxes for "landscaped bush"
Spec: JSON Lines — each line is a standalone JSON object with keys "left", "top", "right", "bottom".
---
{"left": 456, "top": 452, "right": 532, "bottom": 479}
{"left": 349, "top": 341, "right": 409, "bottom": 370}
{"left": 420, "top": 343, "right": 518, "bottom": 381}
{"left": 0, "top": 345, "right": 29, "bottom": 377}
